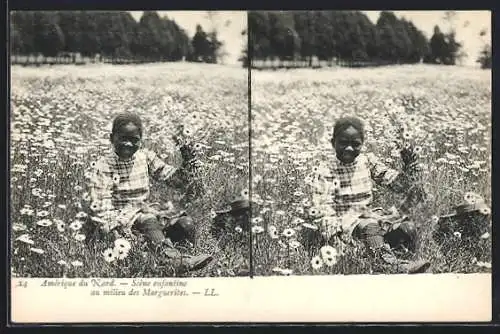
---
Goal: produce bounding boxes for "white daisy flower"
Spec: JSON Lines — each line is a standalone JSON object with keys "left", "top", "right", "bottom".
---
{"left": 114, "top": 247, "right": 129, "bottom": 260}
{"left": 268, "top": 225, "right": 279, "bottom": 239}
{"left": 74, "top": 234, "right": 86, "bottom": 242}
{"left": 289, "top": 240, "right": 301, "bottom": 250}
{"left": 311, "top": 256, "right": 324, "bottom": 270}
{"left": 36, "top": 219, "right": 53, "bottom": 227}
{"left": 114, "top": 238, "right": 131, "bottom": 252}
{"left": 71, "top": 260, "right": 84, "bottom": 267}
{"left": 320, "top": 245, "right": 338, "bottom": 261}
{"left": 75, "top": 211, "right": 88, "bottom": 219}
{"left": 16, "top": 234, "right": 34, "bottom": 245}
{"left": 282, "top": 228, "right": 296, "bottom": 238}
{"left": 251, "top": 225, "right": 264, "bottom": 234}
{"left": 251, "top": 217, "right": 263, "bottom": 224}
{"left": 302, "top": 223, "right": 319, "bottom": 231}
{"left": 103, "top": 248, "right": 116, "bottom": 263}
{"left": 69, "top": 220, "right": 83, "bottom": 231}
{"left": 29, "top": 247, "right": 45, "bottom": 254}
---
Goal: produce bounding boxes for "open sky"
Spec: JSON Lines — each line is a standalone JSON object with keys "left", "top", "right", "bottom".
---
{"left": 129, "top": 11, "right": 247, "bottom": 65}
{"left": 130, "top": 11, "right": 491, "bottom": 67}
{"left": 363, "top": 11, "right": 491, "bottom": 66}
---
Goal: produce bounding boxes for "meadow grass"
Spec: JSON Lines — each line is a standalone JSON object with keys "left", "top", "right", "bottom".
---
{"left": 10, "top": 63, "right": 491, "bottom": 278}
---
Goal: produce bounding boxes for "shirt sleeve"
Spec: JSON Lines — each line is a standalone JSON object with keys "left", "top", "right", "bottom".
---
{"left": 88, "top": 157, "right": 114, "bottom": 214}
{"left": 145, "top": 149, "right": 177, "bottom": 182}
{"left": 311, "top": 167, "right": 336, "bottom": 215}
{"left": 366, "top": 152, "right": 400, "bottom": 187}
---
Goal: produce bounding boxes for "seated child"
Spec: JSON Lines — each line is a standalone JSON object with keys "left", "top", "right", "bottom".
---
{"left": 313, "top": 116, "right": 430, "bottom": 274}
{"left": 88, "top": 112, "right": 213, "bottom": 273}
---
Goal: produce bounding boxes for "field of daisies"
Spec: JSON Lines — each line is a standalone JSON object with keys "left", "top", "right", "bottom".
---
{"left": 10, "top": 62, "right": 250, "bottom": 278}
{"left": 10, "top": 62, "right": 492, "bottom": 278}
{"left": 250, "top": 64, "right": 492, "bottom": 276}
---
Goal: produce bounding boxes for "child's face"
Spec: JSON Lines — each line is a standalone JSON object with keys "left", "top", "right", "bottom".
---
{"left": 110, "top": 122, "right": 141, "bottom": 159}
{"left": 333, "top": 126, "right": 363, "bottom": 163}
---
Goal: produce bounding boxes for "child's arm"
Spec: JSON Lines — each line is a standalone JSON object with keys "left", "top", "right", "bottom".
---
{"left": 311, "top": 165, "right": 336, "bottom": 216}
{"left": 88, "top": 159, "right": 118, "bottom": 232}
{"left": 146, "top": 149, "right": 200, "bottom": 191}
{"left": 367, "top": 149, "right": 422, "bottom": 193}
{"left": 366, "top": 152, "right": 407, "bottom": 193}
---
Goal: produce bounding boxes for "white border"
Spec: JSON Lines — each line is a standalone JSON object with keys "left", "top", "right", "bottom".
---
{"left": 11, "top": 274, "right": 491, "bottom": 323}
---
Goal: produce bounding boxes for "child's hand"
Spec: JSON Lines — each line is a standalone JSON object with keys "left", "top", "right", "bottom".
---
{"left": 141, "top": 204, "right": 160, "bottom": 217}
{"left": 400, "top": 146, "right": 422, "bottom": 176}
{"left": 400, "top": 145, "right": 418, "bottom": 166}
{"left": 179, "top": 143, "right": 198, "bottom": 163}
{"left": 184, "top": 158, "right": 203, "bottom": 170}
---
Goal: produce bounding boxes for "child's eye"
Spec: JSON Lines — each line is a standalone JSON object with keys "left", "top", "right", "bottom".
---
{"left": 120, "top": 137, "right": 140, "bottom": 143}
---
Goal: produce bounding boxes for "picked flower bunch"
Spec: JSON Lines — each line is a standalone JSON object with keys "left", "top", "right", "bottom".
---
{"left": 171, "top": 122, "right": 206, "bottom": 204}
{"left": 383, "top": 100, "right": 428, "bottom": 211}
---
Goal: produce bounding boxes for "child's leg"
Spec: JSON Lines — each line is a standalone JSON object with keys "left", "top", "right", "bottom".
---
{"left": 354, "top": 222, "right": 385, "bottom": 249}
{"left": 353, "top": 221, "right": 430, "bottom": 274}
{"left": 134, "top": 213, "right": 165, "bottom": 243}
{"left": 353, "top": 221, "right": 398, "bottom": 264}
{"left": 134, "top": 213, "right": 214, "bottom": 272}
{"left": 133, "top": 213, "right": 180, "bottom": 258}
{"left": 164, "top": 215, "right": 196, "bottom": 245}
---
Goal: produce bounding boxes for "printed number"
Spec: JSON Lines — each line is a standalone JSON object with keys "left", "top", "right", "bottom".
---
{"left": 16, "top": 280, "right": 27, "bottom": 288}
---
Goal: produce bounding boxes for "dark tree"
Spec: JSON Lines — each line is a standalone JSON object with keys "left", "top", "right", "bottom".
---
{"left": 476, "top": 28, "right": 491, "bottom": 69}
{"left": 248, "top": 11, "right": 272, "bottom": 60}
{"left": 427, "top": 25, "right": 447, "bottom": 64}
{"left": 77, "top": 11, "right": 101, "bottom": 58}
{"left": 33, "top": 12, "right": 65, "bottom": 58}
{"left": 313, "top": 11, "right": 335, "bottom": 61}
{"left": 271, "top": 12, "right": 301, "bottom": 61}
{"left": 10, "top": 25, "right": 23, "bottom": 54}
{"left": 10, "top": 11, "right": 36, "bottom": 55}
{"left": 239, "top": 29, "right": 249, "bottom": 67}
{"left": 442, "top": 31, "right": 462, "bottom": 65}
{"left": 293, "top": 11, "right": 316, "bottom": 65}
{"left": 191, "top": 24, "right": 210, "bottom": 62}
{"left": 207, "top": 30, "right": 225, "bottom": 63}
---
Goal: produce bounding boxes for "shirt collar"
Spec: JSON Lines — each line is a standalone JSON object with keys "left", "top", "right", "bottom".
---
{"left": 335, "top": 154, "right": 358, "bottom": 168}
{"left": 112, "top": 150, "right": 136, "bottom": 163}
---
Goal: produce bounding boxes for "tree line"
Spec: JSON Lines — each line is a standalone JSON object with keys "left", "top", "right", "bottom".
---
{"left": 248, "top": 11, "right": 467, "bottom": 67}
{"left": 10, "top": 10, "right": 490, "bottom": 69}
{"left": 10, "top": 11, "right": 224, "bottom": 64}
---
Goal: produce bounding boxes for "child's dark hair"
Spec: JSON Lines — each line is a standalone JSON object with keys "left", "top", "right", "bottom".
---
{"left": 112, "top": 113, "right": 143, "bottom": 136}
{"left": 332, "top": 116, "right": 365, "bottom": 142}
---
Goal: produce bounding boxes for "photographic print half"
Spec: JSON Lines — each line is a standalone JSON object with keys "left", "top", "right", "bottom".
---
{"left": 249, "top": 10, "right": 492, "bottom": 277}
{"left": 10, "top": 10, "right": 250, "bottom": 279}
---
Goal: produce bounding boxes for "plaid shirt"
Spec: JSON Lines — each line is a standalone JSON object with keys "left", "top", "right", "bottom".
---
{"left": 313, "top": 152, "right": 400, "bottom": 232}
{"left": 89, "top": 149, "right": 177, "bottom": 229}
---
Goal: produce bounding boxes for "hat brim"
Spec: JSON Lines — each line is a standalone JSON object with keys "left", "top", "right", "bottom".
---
{"left": 214, "top": 209, "right": 232, "bottom": 215}
{"left": 439, "top": 203, "right": 490, "bottom": 220}
{"left": 215, "top": 208, "right": 250, "bottom": 215}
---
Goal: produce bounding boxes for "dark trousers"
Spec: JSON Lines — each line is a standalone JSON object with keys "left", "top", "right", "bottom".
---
{"left": 133, "top": 213, "right": 166, "bottom": 244}
{"left": 352, "top": 222, "right": 386, "bottom": 250}
{"left": 132, "top": 213, "right": 182, "bottom": 258}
